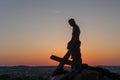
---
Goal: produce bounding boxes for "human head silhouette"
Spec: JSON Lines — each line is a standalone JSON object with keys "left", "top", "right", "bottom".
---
{"left": 68, "top": 18, "right": 76, "bottom": 27}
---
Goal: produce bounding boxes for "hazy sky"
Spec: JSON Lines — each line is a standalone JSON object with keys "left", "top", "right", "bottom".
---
{"left": 0, "top": 0, "right": 120, "bottom": 66}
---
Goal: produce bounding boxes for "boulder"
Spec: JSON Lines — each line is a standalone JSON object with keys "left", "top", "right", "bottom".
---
{"left": 51, "top": 69, "right": 99, "bottom": 80}
{"left": 74, "top": 69, "right": 99, "bottom": 80}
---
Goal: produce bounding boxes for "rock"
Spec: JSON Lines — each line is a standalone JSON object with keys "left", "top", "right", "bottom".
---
{"left": 51, "top": 74, "right": 64, "bottom": 80}
{"left": 74, "top": 69, "right": 99, "bottom": 80}
{"left": 51, "top": 69, "right": 99, "bottom": 80}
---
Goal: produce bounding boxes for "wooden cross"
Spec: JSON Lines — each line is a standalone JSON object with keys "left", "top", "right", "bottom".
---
{"left": 50, "top": 55, "right": 72, "bottom": 65}
{"left": 50, "top": 50, "right": 72, "bottom": 69}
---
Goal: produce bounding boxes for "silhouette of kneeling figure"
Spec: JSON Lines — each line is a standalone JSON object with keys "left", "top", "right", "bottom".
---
{"left": 67, "top": 18, "right": 82, "bottom": 72}
{"left": 51, "top": 18, "right": 82, "bottom": 80}
{"left": 61, "top": 18, "right": 82, "bottom": 80}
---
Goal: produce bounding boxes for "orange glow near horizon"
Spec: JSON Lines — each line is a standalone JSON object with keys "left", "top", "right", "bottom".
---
{"left": 0, "top": 34, "right": 120, "bottom": 66}
{"left": 0, "top": 35, "right": 120, "bottom": 66}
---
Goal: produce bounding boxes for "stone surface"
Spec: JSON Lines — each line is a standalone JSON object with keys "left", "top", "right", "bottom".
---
{"left": 74, "top": 69, "right": 99, "bottom": 80}
{"left": 51, "top": 69, "right": 99, "bottom": 80}
{"left": 51, "top": 74, "right": 64, "bottom": 80}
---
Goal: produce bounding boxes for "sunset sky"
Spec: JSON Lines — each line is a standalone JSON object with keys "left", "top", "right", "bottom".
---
{"left": 0, "top": 0, "right": 120, "bottom": 66}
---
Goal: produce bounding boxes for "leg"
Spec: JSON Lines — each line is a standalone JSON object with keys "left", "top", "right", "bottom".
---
{"left": 71, "top": 48, "right": 82, "bottom": 72}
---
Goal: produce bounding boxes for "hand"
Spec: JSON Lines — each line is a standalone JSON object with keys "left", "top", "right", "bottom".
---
{"left": 67, "top": 41, "right": 72, "bottom": 49}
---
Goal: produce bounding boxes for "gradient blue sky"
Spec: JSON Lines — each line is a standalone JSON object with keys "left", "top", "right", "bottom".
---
{"left": 0, "top": 0, "right": 120, "bottom": 66}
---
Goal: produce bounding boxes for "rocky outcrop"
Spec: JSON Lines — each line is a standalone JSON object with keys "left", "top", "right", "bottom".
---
{"left": 51, "top": 69, "right": 99, "bottom": 80}
{"left": 51, "top": 64, "right": 120, "bottom": 80}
